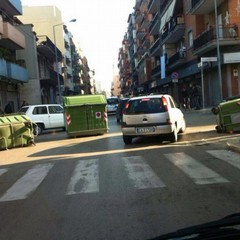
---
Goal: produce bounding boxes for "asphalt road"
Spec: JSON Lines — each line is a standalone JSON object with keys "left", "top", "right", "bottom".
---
{"left": 0, "top": 113, "right": 240, "bottom": 240}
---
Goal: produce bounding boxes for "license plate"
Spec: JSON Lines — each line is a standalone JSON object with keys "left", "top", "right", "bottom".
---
{"left": 136, "top": 127, "right": 156, "bottom": 133}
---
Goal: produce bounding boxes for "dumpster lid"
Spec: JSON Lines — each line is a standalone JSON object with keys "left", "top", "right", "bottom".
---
{"left": 63, "top": 95, "right": 107, "bottom": 106}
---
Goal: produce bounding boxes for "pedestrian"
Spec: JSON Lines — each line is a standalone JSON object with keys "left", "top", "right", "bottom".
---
{"left": 191, "top": 84, "right": 201, "bottom": 110}
{"left": 181, "top": 87, "right": 191, "bottom": 111}
{"left": 21, "top": 100, "right": 29, "bottom": 107}
{"left": 4, "top": 102, "right": 13, "bottom": 113}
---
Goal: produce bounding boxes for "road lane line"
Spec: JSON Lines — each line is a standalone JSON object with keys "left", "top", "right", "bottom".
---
{"left": 165, "top": 152, "right": 229, "bottom": 185}
{"left": 122, "top": 156, "right": 166, "bottom": 189}
{"left": 66, "top": 159, "right": 99, "bottom": 195}
{"left": 0, "top": 168, "right": 8, "bottom": 176}
{"left": 207, "top": 150, "right": 240, "bottom": 169}
{"left": 0, "top": 163, "right": 53, "bottom": 202}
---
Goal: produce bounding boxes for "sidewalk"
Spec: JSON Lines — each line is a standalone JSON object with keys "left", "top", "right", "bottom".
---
{"left": 183, "top": 108, "right": 240, "bottom": 153}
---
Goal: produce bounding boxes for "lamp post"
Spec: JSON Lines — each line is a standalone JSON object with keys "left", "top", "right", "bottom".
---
{"left": 53, "top": 19, "right": 76, "bottom": 103}
{"left": 214, "top": 0, "right": 223, "bottom": 101}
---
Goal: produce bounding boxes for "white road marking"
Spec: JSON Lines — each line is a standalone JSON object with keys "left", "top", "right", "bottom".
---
{"left": 207, "top": 150, "right": 240, "bottom": 169}
{"left": 0, "top": 163, "right": 53, "bottom": 202}
{"left": 66, "top": 159, "right": 99, "bottom": 195}
{"left": 0, "top": 168, "right": 8, "bottom": 176}
{"left": 165, "top": 152, "right": 229, "bottom": 185}
{"left": 122, "top": 156, "right": 166, "bottom": 189}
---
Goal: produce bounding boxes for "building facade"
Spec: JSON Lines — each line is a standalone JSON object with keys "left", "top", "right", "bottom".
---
{"left": 119, "top": 0, "right": 240, "bottom": 107}
{"left": 0, "top": 0, "right": 28, "bottom": 112}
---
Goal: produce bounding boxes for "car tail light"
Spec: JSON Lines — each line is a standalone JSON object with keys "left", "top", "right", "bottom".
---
{"left": 122, "top": 102, "right": 129, "bottom": 115}
{"left": 162, "top": 96, "right": 168, "bottom": 111}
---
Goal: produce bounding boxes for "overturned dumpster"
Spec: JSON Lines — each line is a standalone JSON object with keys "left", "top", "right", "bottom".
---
{"left": 212, "top": 97, "right": 240, "bottom": 133}
{"left": 0, "top": 114, "right": 35, "bottom": 150}
{"left": 63, "top": 95, "right": 108, "bottom": 137}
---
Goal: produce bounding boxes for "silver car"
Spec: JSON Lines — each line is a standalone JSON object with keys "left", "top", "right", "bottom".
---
{"left": 121, "top": 94, "right": 186, "bottom": 144}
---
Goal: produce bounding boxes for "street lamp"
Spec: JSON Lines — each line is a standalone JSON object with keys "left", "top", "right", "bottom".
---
{"left": 214, "top": 0, "right": 223, "bottom": 101}
{"left": 53, "top": 19, "right": 76, "bottom": 103}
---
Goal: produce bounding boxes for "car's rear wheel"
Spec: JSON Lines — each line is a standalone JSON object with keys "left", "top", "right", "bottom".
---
{"left": 123, "top": 135, "right": 132, "bottom": 144}
{"left": 36, "top": 123, "right": 44, "bottom": 135}
{"left": 168, "top": 125, "right": 178, "bottom": 143}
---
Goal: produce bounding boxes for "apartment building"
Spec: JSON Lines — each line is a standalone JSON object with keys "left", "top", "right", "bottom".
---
{"left": 18, "top": 6, "right": 87, "bottom": 98}
{"left": 0, "top": 0, "right": 28, "bottom": 112}
{"left": 120, "top": 0, "right": 240, "bottom": 107}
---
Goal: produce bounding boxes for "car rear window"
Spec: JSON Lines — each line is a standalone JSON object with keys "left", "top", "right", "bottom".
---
{"left": 107, "top": 98, "right": 119, "bottom": 105}
{"left": 125, "top": 98, "right": 166, "bottom": 114}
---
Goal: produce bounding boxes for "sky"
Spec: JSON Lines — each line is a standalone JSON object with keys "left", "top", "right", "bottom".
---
{"left": 21, "top": 0, "right": 136, "bottom": 94}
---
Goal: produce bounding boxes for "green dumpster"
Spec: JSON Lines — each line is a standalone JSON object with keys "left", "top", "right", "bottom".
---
{"left": 63, "top": 95, "right": 108, "bottom": 137}
{"left": 214, "top": 97, "right": 240, "bottom": 133}
{"left": 0, "top": 113, "right": 35, "bottom": 150}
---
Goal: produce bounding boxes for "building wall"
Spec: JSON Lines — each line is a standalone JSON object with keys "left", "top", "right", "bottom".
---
{"left": 19, "top": 6, "right": 64, "bottom": 54}
{"left": 17, "top": 24, "right": 41, "bottom": 105}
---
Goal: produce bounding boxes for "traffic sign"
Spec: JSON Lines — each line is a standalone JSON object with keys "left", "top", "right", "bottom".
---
{"left": 171, "top": 72, "right": 179, "bottom": 79}
{"left": 201, "top": 57, "right": 217, "bottom": 62}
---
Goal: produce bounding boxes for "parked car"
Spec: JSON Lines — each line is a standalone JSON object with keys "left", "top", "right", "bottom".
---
{"left": 121, "top": 94, "right": 186, "bottom": 144}
{"left": 19, "top": 104, "right": 65, "bottom": 135}
{"left": 107, "top": 97, "right": 119, "bottom": 114}
{"left": 116, "top": 98, "right": 130, "bottom": 123}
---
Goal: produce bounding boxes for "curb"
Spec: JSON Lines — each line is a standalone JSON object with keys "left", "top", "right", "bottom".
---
{"left": 226, "top": 140, "right": 240, "bottom": 153}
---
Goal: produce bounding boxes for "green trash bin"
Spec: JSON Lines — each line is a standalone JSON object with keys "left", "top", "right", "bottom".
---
{"left": 0, "top": 113, "right": 35, "bottom": 150}
{"left": 214, "top": 97, "right": 240, "bottom": 133}
{"left": 63, "top": 95, "right": 108, "bottom": 137}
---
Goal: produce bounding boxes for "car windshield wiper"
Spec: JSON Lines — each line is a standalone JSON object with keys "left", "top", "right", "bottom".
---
{"left": 148, "top": 213, "right": 240, "bottom": 240}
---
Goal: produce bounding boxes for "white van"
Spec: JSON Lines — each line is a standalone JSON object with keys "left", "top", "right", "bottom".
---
{"left": 19, "top": 104, "right": 65, "bottom": 134}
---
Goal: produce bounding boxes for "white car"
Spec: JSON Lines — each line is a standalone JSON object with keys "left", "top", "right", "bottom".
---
{"left": 107, "top": 97, "right": 119, "bottom": 114}
{"left": 19, "top": 104, "right": 65, "bottom": 134}
{"left": 121, "top": 94, "right": 186, "bottom": 144}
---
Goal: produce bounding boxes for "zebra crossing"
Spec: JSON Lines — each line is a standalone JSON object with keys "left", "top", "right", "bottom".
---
{"left": 0, "top": 150, "right": 239, "bottom": 202}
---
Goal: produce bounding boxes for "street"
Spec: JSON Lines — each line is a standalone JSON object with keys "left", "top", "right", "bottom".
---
{"left": 0, "top": 111, "right": 240, "bottom": 240}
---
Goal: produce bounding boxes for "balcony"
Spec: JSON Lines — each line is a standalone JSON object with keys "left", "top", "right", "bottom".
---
{"left": 7, "top": 61, "right": 28, "bottom": 83}
{"left": 0, "top": 58, "right": 8, "bottom": 77}
{"left": 149, "top": 38, "right": 160, "bottom": 56}
{"left": 193, "top": 24, "right": 240, "bottom": 55}
{"left": 162, "top": 16, "right": 185, "bottom": 44}
{"left": 37, "top": 35, "right": 62, "bottom": 62}
{"left": 148, "top": 0, "right": 159, "bottom": 14}
{"left": 189, "top": 0, "right": 224, "bottom": 14}
{"left": 0, "top": 22, "right": 25, "bottom": 49}
{"left": 149, "top": 13, "right": 159, "bottom": 35}
{"left": 151, "top": 64, "right": 161, "bottom": 78}
{"left": 166, "top": 51, "right": 186, "bottom": 70}
{"left": 1, "top": 0, "right": 22, "bottom": 16}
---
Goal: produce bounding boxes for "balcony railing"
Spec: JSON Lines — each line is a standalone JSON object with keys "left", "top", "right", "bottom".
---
{"left": 189, "top": 0, "right": 222, "bottom": 14}
{"left": 7, "top": 61, "right": 28, "bottom": 83}
{"left": 193, "top": 24, "right": 239, "bottom": 52}
{"left": 161, "top": 16, "right": 185, "bottom": 43}
{"left": 167, "top": 51, "right": 186, "bottom": 67}
{"left": 149, "top": 13, "right": 159, "bottom": 34}
{"left": 149, "top": 38, "right": 160, "bottom": 56}
{"left": 2, "top": 21, "right": 25, "bottom": 49}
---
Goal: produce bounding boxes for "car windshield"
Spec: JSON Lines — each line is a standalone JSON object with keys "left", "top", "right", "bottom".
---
{"left": 107, "top": 98, "right": 119, "bottom": 105}
{"left": 125, "top": 97, "right": 165, "bottom": 114}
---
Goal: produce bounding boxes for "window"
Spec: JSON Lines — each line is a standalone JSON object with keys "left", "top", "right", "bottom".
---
{"left": 49, "top": 105, "right": 63, "bottom": 114}
{"left": 33, "top": 106, "right": 48, "bottom": 115}
{"left": 126, "top": 98, "right": 165, "bottom": 114}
